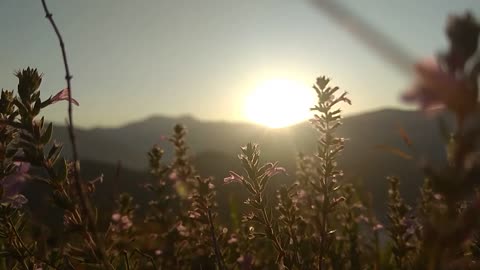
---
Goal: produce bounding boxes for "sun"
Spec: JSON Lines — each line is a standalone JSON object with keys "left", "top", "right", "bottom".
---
{"left": 245, "top": 79, "right": 316, "bottom": 128}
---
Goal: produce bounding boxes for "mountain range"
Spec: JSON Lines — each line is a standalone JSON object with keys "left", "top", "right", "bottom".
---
{"left": 35, "top": 109, "right": 452, "bottom": 223}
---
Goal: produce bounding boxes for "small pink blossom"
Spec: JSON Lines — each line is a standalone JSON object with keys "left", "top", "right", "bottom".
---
{"left": 168, "top": 170, "right": 178, "bottom": 181}
{"left": 120, "top": 215, "right": 132, "bottom": 230}
{"left": 154, "top": 249, "right": 163, "bottom": 256}
{"left": 264, "top": 162, "right": 287, "bottom": 177}
{"left": 50, "top": 88, "right": 79, "bottom": 106}
{"left": 188, "top": 211, "right": 201, "bottom": 219}
{"left": 402, "top": 57, "right": 476, "bottom": 117}
{"left": 111, "top": 213, "right": 121, "bottom": 222}
{"left": 224, "top": 171, "right": 243, "bottom": 184}
{"left": 373, "top": 223, "right": 384, "bottom": 231}
{"left": 227, "top": 235, "right": 238, "bottom": 244}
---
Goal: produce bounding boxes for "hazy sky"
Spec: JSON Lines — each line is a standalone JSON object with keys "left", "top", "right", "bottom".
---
{"left": 1, "top": 0, "right": 479, "bottom": 128}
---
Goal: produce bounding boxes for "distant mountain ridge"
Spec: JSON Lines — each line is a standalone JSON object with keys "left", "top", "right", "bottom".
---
{"left": 49, "top": 109, "right": 452, "bottom": 216}
{"left": 53, "top": 108, "right": 446, "bottom": 169}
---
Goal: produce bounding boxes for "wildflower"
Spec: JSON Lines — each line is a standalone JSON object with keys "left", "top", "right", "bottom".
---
{"left": 111, "top": 213, "right": 121, "bottom": 222}
{"left": 168, "top": 170, "right": 178, "bottom": 181}
{"left": 176, "top": 222, "right": 189, "bottom": 237}
{"left": 49, "top": 88, "right": 79, "bottom": 106}
{"left": 224, "top": 171, "right": 243, "bottom": 184}
{"left": 401, "top": 57, "right": 477, "bottom": 117}
{"left": 188, "top": 210, "right": 201, "bottom": 219}
{"left": 227, "top": 234, "right": 238, "bottom": 244}
{"left": 373, "top": 224, "right": 384, "bottom": 231}
{"left": 154, "top": 249, "right": 163, "bottom": 256}
{"left": 264, "top": 162, "right": 287, "bottom": 177}
{"left": 120, "top": 215, "right": 132, "bottom": 230}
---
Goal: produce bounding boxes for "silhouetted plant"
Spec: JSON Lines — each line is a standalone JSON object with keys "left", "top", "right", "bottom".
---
{"left": 309, "top": 75, "right": 351, "bottom": 269}
{"left": 225, "top": 143, "right": 287, "bottom": 266}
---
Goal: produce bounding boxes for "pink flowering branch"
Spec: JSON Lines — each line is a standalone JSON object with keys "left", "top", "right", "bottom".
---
{"left": 50, "top": 88, "right": 79, "bottom": 106}
{"left": 224, "top": 171, "right": 244, "bottom": 184}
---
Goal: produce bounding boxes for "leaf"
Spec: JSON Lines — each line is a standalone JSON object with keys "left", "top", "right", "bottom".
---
{"left": 40, "top": 122, "right": 53, "bottom": 145}
{"left": 375, "top": 145, "right": 413, "bottom": 160}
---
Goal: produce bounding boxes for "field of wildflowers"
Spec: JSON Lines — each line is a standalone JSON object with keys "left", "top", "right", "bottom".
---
{"left": 1, "top": 3, "right": 480, "bottom": 270}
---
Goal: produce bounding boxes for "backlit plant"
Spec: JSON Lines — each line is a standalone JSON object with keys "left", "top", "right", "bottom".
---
{"left": 1, "top": 2, "right": 480, "bottom": 269}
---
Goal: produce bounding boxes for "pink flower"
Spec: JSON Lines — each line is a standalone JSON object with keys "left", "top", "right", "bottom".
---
{"left": 120, "top": 215, "right": 132, "bottom": 230}
{"left": 402, "top": 57, "right": 476, "bottom": 117}
{"left": 111, "top": 213, "right": 121, "bottom": 222}
{"left": 373, "top": 223, "right": 384, "bottom": 231}
{"left": 50, "top": 88, "right": 79, "bottom": 106}
{"left": 168, "top": 171, "right": 178, "bottom": 181}
{"left": 227, "top": 235, "right": 238, "bottom": 244}
{"left": 264, "top": 162, "right": 287, "bottom": 177}
{"left": 224, "top": 171, "right": 243, "bottom": 184}
{"left": 188, "top": 210, "right": 201, "bottom": 219}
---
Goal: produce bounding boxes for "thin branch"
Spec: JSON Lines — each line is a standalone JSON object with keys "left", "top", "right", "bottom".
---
{"left": 39, "top": 1, "right": 111, "bottom": 268}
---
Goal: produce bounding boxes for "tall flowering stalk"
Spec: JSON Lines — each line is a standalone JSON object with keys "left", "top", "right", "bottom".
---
{"left": 188, "top": 176, "right": 226, "bottom": 270}
{"left": 386, "top": 177, "right": 416, "bottom": 269}
{"left": 224, "top": 143, "right": 287, "bottom": 265}
{"left": 144, "top": 143, "right": 179, "bottom": 268}
{"left": 309, "top": 76, "right": 350, "bottom": 269}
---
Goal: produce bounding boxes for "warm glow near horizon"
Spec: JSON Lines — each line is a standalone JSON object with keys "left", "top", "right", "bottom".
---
{"left": 245, "top": 79, "right": 316, "bottom": 128}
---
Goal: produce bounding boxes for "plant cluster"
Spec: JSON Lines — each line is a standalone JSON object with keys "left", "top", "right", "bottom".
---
{"left": 1, "top": 7, "right": 480, "bottom": 270}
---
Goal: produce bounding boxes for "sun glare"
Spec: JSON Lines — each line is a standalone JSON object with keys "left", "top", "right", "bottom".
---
{"left": 245, "top": 79, "right": 316, "bottom": 128}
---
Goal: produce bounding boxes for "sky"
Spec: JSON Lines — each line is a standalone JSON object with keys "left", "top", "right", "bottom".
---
{"left": 1, "top": 0, "right": 479, "bottom": 128}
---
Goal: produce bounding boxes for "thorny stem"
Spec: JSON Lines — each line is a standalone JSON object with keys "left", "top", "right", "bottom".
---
{"left": 39, "top": 1, "right": 111, "bottom": 269}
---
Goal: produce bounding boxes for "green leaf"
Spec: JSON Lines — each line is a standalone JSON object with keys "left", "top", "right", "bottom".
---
{"left": 40, "top": 122, "right": 53, "bottom": 145}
